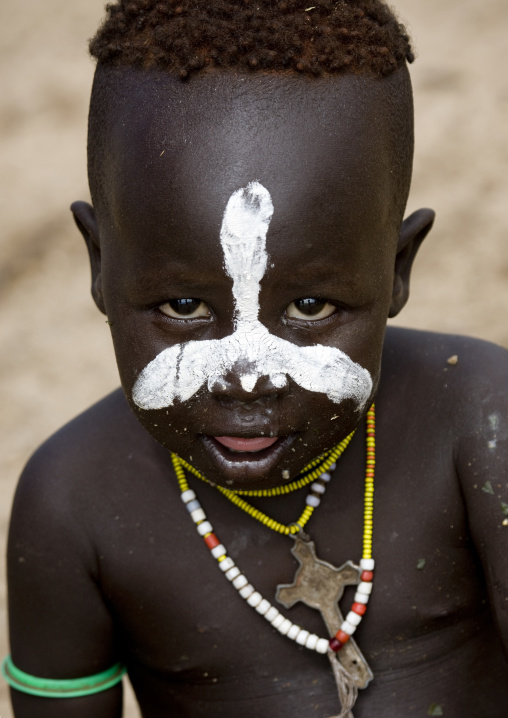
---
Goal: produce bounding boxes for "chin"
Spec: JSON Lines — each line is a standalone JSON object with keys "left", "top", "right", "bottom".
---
{"left": 197, "top": 433, "right": 299, "bottom": 488}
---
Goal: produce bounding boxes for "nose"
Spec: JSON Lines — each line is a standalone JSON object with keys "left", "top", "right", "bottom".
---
{"left": 209, "top": 368, "right": 288, "bottom": 403}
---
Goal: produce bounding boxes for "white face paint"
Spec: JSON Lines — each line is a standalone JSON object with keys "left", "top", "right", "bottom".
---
{"left": 132, "top": 181, "right": 372, "bottom": 410}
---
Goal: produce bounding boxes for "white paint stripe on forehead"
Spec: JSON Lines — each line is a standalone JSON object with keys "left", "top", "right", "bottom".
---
{"left": 132, "top": 181, "right": 372, "bottom": 410}
{"left": 221, "top": 182, "right": 272, "bottom": 324}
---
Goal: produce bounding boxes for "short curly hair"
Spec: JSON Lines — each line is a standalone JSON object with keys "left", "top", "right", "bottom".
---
{"left": 90, "top": 0, "right": 414, "bottom": 79}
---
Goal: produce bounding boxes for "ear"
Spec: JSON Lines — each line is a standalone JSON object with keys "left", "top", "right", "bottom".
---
{"left": 389, "top": 208, "right": 435, "bottom": 318}
{"left": 70, "top": 201, "right": 106, "bottom": 315}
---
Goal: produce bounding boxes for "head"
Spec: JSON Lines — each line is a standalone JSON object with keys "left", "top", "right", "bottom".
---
{"left": 72, "top": 0, "right": 434, "bottom": 489}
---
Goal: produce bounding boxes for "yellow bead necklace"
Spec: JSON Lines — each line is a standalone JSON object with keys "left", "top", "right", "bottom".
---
{"left": 174, "top": 430, "right": 355, "bottom": 496}
{"left": 172, "top": 404, "right": 375, "bottom": 555}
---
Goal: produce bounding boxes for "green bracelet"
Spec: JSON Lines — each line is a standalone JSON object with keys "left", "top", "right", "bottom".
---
{"left": 2, "top": 656, "right": 126, "bottom": 698}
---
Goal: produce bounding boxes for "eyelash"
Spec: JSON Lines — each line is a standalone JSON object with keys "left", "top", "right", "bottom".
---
{"left": 158, "top": 298, "right": 211, "bottom": 320}
{"left": 285, "top": 298, "right": 337, "bottom": 322}
{"left": 157, "top": 297, "right": 339, "bottom": 324}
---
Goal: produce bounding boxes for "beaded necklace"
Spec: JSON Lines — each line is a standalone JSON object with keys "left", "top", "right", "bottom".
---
{"left": 171, "top": 406, "right": 375, "bottom": 658}
{"left": 174, "top": 429, "right": 356, "bottom": 535}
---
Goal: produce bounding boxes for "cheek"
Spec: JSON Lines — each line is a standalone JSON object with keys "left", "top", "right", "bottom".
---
{"left": 129, "top": 401, "right": 199, "bottom": 457}
{"left": 109, "top": 313, "right": 164, "bottom": 398}
{"left": 357, "top": 325, "right": 386, "bottom": 387}
{"left": 338, "top": 308, "right": 389, "bottom": 384}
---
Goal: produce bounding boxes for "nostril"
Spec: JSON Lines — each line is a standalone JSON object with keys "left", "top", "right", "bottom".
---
{"left": 209, "top": 375, "right": 259, "bottom": 397}
{"left": 255, "top": 373, "right": 288, "bottom": 395}
{"left": 208, "top": 379, "right": 231, "bottom": 395}
{"left": 208, "top": 372, "right": 288, "bottom": 401}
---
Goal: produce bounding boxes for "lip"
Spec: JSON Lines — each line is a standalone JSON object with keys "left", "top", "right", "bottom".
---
{"left": 214, "top": 436, "right": 279, "bottom": 452}
{"left": 200, "top": 433, "right": 298, "bottom": 486}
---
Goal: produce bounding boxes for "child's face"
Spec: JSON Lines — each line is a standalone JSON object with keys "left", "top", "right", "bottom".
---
{"left": 79, "top": 70, "right": 419, "bottom": 489}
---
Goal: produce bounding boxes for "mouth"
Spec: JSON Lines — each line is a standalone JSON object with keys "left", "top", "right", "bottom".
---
{"left": 214, "top": 436, "right": 279, "bottom": 453}
{"left": 200, "top": 433, "right": 297, "bottom": 486}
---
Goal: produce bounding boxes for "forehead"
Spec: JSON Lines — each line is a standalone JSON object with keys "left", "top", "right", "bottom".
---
{"left": 98, "top": 69, "right": 399, "bottom": 270}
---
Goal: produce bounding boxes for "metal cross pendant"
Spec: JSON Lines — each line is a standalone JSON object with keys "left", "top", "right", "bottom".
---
{"left": 276, "top": 535, "right": 374, "bottom": 694}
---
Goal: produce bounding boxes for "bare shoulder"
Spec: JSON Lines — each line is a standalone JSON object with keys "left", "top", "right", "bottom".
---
{"left": 21, "top": 388, "right": 142, "bottom": 470}
{"left": 382, "top": 326, "right": 508, "bottom": 537}
{"left": 381, "top": 327, "right": 508, "bottom": 656}
{"left": 384, "top": 324, "right": 508, "bottom": 371}
{"left": 15, "top": 389, "right": 155, "bottom": 499}
{"left": 9, "top": 389, "right": 172, "bottom": 551}
{"left": 382, "top": 326, "right": 508, "bottom": 419}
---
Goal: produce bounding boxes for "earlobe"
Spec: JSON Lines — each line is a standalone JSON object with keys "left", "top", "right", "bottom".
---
{"left": 389, "top": 208, "right": 436, "bottom": 318}
{"left": 70, "top": 201, "right": 107, "bottom": 315}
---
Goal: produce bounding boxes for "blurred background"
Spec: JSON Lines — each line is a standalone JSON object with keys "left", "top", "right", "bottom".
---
{"left": 0, "top": 0, "right": 507, "bottom": 714}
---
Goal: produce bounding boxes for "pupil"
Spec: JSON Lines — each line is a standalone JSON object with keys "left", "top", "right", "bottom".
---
{"left": 169, "top": 298, "right": 201, "bottom": 315}
{"left": 296, "top": 298, "right": 326, "bottom": 316}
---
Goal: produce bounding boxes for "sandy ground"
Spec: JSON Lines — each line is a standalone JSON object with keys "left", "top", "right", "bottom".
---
{"left": 0, "top": 1, "right": 507, "bottom": 715}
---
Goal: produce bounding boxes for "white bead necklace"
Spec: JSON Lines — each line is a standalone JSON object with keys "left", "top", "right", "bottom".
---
{"left": 173, "top": 462, "right": 374, "bottom": 657}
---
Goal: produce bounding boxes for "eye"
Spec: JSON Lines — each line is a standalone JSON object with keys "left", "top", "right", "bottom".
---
{"left": 159, "top": 298, "right": 211, "bottom": 319}
{"left": 286, "top": 298, "right": 336, "bottom": 321}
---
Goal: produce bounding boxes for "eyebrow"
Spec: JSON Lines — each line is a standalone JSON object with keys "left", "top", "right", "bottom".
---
{"left": 268, "top": 268, "right": 365, "bottom": 295}
{"left": 125, "top": 267, "right": 232, "bottom": 299}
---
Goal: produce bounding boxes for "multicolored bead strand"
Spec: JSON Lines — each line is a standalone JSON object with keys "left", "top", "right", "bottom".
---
{"left": 329, "top": 405, "right": 375, "bottom": 653}
{"left": 171, "top": 404, "right": 375, "bottom": 656}
{"left": 174, "top": 472, "right": 331, "bottom": 655}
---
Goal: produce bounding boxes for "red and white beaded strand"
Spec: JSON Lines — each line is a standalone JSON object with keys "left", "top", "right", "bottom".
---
{"left": 329, "top": 406, "right": 375, "bottom": 653}
{"left": 171, "top": 404, "right": 376, "bottom": 656}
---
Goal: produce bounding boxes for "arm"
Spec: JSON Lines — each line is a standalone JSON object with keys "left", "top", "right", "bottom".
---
{"left": 7, "top": 443, "right": 123, "bottom": 718}
{"left": 455, "top": 340, "right": 508, "bottom": 657}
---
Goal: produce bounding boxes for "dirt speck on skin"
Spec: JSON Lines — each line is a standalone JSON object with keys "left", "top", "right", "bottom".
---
{"left": 1, "top": 2, "right": 508, "bottom": 717}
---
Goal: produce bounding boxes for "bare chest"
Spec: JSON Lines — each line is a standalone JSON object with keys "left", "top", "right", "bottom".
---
{"left": 95, "top": 453, "right": 493, "bottom": 716}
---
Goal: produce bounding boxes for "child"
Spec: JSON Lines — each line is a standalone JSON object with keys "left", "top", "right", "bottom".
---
{"left": 4, "top": 1, "right": 508, "bottom": 716}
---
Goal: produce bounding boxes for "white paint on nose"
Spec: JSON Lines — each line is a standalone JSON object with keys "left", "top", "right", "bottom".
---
{"left": 240, "top": 374, "right": 259, "bottom": 393}
{"left": 132, "top": 181, "right": 372, "bottom": 410}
